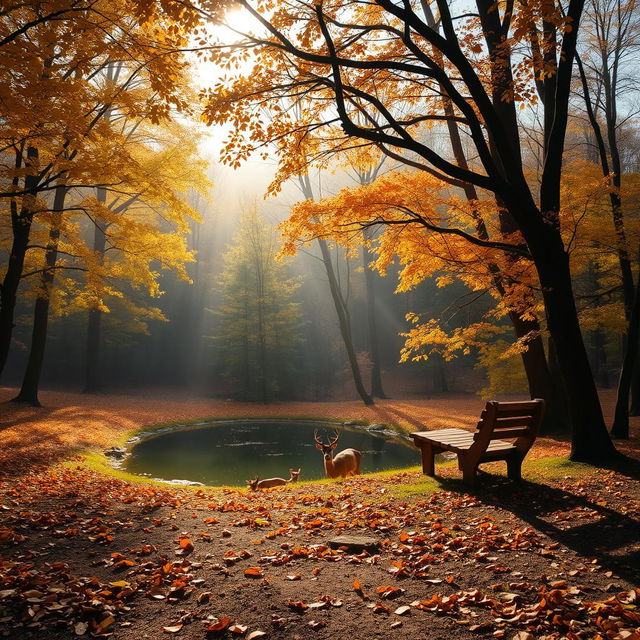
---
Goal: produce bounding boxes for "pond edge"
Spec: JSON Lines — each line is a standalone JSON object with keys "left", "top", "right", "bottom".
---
{"left": 105, "top": 416, "right": 416, "bottom": 486}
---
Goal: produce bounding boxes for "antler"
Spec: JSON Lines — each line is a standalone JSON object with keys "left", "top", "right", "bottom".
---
{"left": 313, "top": 429, "right": 323, "bottom": 445}
{"left": 328, "top": 428, "right": 340, "bottom": 446}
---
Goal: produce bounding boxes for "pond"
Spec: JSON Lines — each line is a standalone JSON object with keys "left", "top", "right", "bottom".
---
{"left": 123, "top": 420, "right": 419, "bottom": 486}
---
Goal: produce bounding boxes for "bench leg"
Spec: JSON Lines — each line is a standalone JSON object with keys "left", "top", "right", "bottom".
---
{"left": 507, "top": 456, "right": 523, "bottom": 482}
{"left": 421, "top": 442, "right": 436, "bottom": 476}
{"left": 458, "top": 455, "right": 477, "bottom": 484}
{"left": 461, "top": 465, "right": 477, "bottom": 484}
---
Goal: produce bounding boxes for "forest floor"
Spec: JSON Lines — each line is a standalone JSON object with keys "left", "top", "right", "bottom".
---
{"left": 0, "top": 388, "right": 639, "bottom": 640}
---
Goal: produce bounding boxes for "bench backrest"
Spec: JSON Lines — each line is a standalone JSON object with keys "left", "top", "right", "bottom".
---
{"left": 473, "top": 399, "right": 545, "bottom": 454}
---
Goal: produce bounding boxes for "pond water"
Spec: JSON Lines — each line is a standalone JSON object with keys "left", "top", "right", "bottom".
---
{"left": 123, "top": 421, "right": 419, "bottom": 486}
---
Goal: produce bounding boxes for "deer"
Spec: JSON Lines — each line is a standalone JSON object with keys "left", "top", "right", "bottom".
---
{"left": 247, "top": 467, "right": 301, "bottom": 491}
{"left": 314, "top": 429, "right": 361, "bottom": 478}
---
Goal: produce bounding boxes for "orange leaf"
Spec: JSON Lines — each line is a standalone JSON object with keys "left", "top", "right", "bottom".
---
{"left": 206, "top": 616, "right": 233, "bottom": 633}
{"left": 244, "top": 567, "right": 263, "bottom": 578}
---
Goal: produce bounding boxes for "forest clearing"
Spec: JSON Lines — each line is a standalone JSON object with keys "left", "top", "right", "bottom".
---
{"left": 3, "top": 0, "right": 640, "bottom": 637}
{"left": 1, "top": 390, "right": 639, "bottom": 639}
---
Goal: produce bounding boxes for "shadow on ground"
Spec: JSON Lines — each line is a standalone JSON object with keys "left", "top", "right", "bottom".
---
{"left": 430, "top": 458, "right": 640, "bottom": 585}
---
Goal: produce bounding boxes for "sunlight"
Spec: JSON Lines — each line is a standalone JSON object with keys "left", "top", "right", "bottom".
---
{"left": 222, "top": 6, "right": 263, "bottom": 36}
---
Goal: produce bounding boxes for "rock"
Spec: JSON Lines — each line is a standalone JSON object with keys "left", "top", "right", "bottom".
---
{"left": 328, "top": 535, "right": 381, "bottom": 552}
{"left": 343, "top": 421, "right": 358, "bottom": 426}
{"left": 367, "top": 424, "right": 386, "bottom": 431}
{"left": 104, "top": 446, "right": 127, "bottom": 459}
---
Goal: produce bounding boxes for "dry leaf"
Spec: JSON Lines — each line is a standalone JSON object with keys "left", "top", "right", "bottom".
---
{"left": 162, "top": 624, "right": 183, "bottom": 634}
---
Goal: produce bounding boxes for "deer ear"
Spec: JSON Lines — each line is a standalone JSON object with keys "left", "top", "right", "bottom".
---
{"left": 315, "top": 443, "right": 323, "bottom": 450}
{"left": 330, "top": 443, "right": 337, "bottom": 450}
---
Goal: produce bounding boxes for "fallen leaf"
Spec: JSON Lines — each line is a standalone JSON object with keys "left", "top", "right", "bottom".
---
{"left": 376, "top": 585, "right": 405, "bottom": 600}
{"left": 246, "top": 631, "right": 266, "bottom": 639}
{"left": 244, "top": 567, "right": 263, "bottom": 578}
{"left": 373, "top": 601, "right": 391, "bottom": 614}
{"left": 206, "top": 616, "right": 233, "bottom": 633}
{"left": 163, "top": 624, "right": 183, "bottom": 634}
{"left": 229, "top": 624, "right": 248, "bottom": 635}
{"left": 394, "top": 606, "right": 411, "bottom": 616}
{"left": 287, "top": 600, "right": 308, "bottom": 611}
{"left": 176, "top": 538, "right": 194, "bottom": 556}
{"left": 109, "top": 580, "right": 131, "bottom": 589}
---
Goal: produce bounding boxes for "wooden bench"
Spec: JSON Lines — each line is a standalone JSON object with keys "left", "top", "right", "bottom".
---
{"left": 411, "top": 399, "right": 545, "bottom": 484}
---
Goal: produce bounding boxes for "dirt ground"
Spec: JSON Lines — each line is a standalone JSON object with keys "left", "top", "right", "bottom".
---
{"left": 0, "top": 388, "right": 639, "bottom": 640}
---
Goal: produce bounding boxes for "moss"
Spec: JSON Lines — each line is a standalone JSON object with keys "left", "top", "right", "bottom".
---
{"left": 70, "top": 451, "right": 172, "bottom": 487}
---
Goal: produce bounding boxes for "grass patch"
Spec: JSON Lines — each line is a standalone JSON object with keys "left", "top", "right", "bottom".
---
{"left": 385, "top": 474, "right": 442, "bottom": 498}
{"left": 71, "top": 451, "right": 170, "bottom": 487}
{"left": 523, "top": 455, "right": 606, "bottom": 481}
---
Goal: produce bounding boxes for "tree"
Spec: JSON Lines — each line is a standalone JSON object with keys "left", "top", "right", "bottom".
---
{"left": 202, "top": 0, "right": 618, "bottom": 461}
{"left": 214, "top": 205, "right": 304, "bottom": 402}
{"left": 295, "top": 171, "right": 373, "bottom": 406}
{"left": 574, "top": 0, "right": 640, "bottom": 437}
{"left": 8, "top": 119, "right": 206, "bottom": 404}
{"left": 0, "top": 0, "right": 200, "bottom": 379}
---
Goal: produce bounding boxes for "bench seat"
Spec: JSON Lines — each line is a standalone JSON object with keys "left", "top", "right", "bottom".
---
{"left": 412, "top": 428, "right": 518, "bottom": 454}
{"left": 411, "top": 399, "right": 545, "bottom": 484}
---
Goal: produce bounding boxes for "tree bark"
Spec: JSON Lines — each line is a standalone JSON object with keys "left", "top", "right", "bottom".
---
{"left": 13, "top": 183, "right": 67, "bottom": 405}
{"left": 0, "top": 146, "right": 39, "bottom": 378}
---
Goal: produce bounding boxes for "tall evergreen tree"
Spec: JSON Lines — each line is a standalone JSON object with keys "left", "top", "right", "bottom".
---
{"left": 214, "top": 205, "right": 304, "bottom": 402}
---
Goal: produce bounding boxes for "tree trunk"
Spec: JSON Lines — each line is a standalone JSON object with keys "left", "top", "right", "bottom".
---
{"left": 361, "top": 231, "right": 387, "bottom": 398}
{"left": 317, "top": 238, "right": 373, "bottom": 405}
{"left": 611, "top": 258, "right": 640, "bottom": 438}
{"left": 428, "top": 13, "right": 563, "bottom": 428}
{"left": 509, "top": 312, "right": 570, "bottom": 434}
{"left": 83, "top": 186, "right": 107, "bottom": 393}
{"left": 13, "top": 183, "right": 66, "bottom": 405}
{"left": 531, "top": 230, "right": 617, "bottom": 461}
{"left": 0, "top": 146, "right": 39, "bottom": 379}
